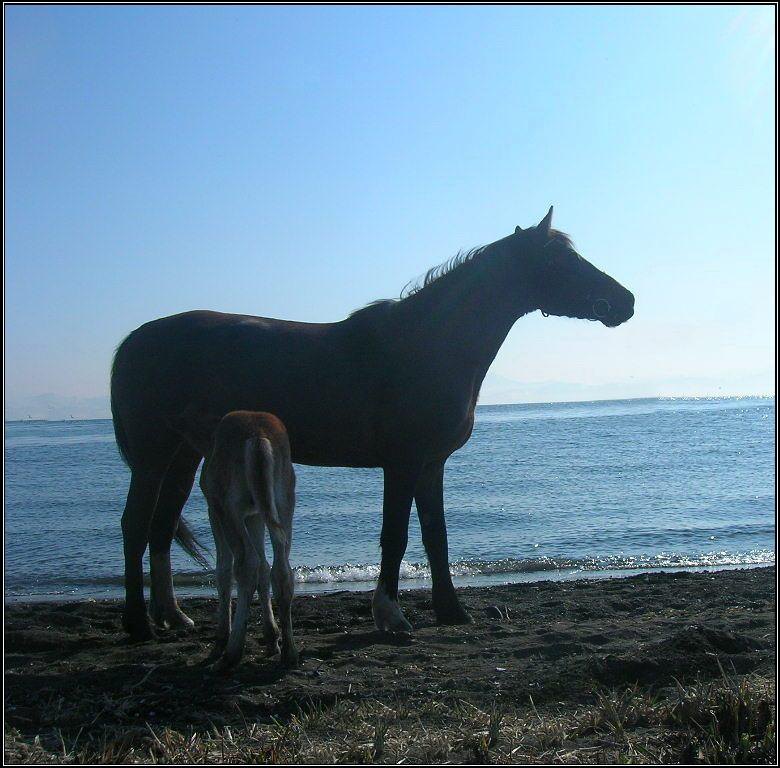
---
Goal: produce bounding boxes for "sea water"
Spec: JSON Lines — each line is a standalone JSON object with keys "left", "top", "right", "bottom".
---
{"left": 4, "top": 397, "right": 775, "bottom": 601}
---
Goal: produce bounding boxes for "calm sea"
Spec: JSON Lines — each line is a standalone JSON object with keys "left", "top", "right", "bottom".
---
{"left": 4, "top": 397, "right": 776, "bottom": 601}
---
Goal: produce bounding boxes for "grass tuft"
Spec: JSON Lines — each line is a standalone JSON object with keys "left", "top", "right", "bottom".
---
{"left": 5, "top": 673, "right": 774, "bottom": 764}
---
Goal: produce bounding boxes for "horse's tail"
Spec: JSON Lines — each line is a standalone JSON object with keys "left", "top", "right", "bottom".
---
{"left": 245, "top": 437, "right": 286, "bottom": 542}
{"left": 110, "top": 344, "right": 133, "bottom": 467}
{"left": 174, "top": 515, "right": 211, "bottom": 569}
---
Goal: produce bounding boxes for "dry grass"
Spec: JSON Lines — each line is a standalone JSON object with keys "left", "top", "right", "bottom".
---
{"left": 4, "top": 672, "right": 775, "bottom": 764}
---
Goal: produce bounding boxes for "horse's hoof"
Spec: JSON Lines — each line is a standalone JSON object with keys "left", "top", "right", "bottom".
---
{"left": 165, "top": 610, "right": 196, "bottom": 631}
{"left": 372, "top": 587, "right": 413, "bottom": 633}
{"left": 123, "top": 612, "right": 156, "bottom": 642}
{"left": 374, "top": 610, "right": 413, "bottom": 634}
{"left": 149, "top": 606, "right": 167, "bottom": 629}
{"left": 149, "top": 602, "right": 195, "bottom": 631}
{"left": 380, "top": 616, "right": 413, "bottom": 633}
{"left": 434, "top": 603, "right": 473, "bottom": 626}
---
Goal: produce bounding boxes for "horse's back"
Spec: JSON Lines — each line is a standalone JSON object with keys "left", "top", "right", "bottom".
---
{"left": 112, "top": 309, "right": 385, "bottom": 467}
{"left": 115, "top": 310, "right": 333, "bottom": 373}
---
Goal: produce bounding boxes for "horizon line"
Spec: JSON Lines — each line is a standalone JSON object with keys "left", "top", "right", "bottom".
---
{"left": 4, "top": 392, "right": 775, "bottom": 424}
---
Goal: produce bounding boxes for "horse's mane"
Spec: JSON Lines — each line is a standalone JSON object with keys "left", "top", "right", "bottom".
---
{"left": 400, "top": 245, "right": 488, "bottom": 298}
{"left": 347, "top": 298, "right": 397, "bottom": 321}
{"left": 347, "top": 229, "right": 573, "bottom": 319}
{"left": 546, "top": 229, "right": 574, "bottom": 250}
{"left": 348, "top": 245, "right": 487, "bottom": 319}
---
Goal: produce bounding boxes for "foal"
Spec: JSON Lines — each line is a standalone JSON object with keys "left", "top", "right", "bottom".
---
{"left": 200, "top": 411, "right": 298, "bottom": 670}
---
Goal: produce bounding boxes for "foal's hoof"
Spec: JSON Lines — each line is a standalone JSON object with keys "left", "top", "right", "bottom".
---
{"left": 281, "top": 647, "right": 300, "bottom": 668}
{"left": 210, "top": 655, "right": 240, "bottom": 675}
{"left": 200, "top": 642, "right": 227, "bottom": 666}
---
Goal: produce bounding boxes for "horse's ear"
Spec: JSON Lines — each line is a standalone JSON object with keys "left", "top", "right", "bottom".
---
{"left": 515, "top": 225, "right": 523, "bottom": 235}
{"left": 537, "top": 206, "right": 553, "bottom": 237}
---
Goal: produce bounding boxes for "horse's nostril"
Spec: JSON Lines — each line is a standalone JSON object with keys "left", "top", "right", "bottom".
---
{"left": 593, "top": 299, "right": 611, "bottom": 318}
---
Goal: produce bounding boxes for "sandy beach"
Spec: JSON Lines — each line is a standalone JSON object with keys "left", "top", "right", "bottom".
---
{"left": 5, "top": 566, "right": 775, "bottom": 763}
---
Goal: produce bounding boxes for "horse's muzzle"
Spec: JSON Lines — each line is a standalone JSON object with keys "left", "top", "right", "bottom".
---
{"left": 597, "top": 292, "right": 635, "bottom": 326}
{"left": 593, "top": 299, "right": 611, "bottom": 319}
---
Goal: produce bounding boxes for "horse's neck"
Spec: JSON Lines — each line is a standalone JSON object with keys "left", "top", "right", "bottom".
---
{"left": 395, "top": 245, "right": 532, "bottom": 382}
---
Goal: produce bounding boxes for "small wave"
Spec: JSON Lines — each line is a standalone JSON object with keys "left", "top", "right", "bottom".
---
{"left": 293, "top": 550, "right": 776, "bottom": 584}
{"left": 12, "top": 549, "right": 773, "bottom": 593}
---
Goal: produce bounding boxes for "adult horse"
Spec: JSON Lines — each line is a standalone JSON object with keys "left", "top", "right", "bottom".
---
{"left": 111, "top": 208, "right": 634, "bottom": 640}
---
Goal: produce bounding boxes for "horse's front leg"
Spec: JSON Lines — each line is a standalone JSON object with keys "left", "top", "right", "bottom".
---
{"left": 372, "top": 465, "right": 420, "bottom": 633}
{"left": 415, "top": 460, "right": 473, "bottom": 625}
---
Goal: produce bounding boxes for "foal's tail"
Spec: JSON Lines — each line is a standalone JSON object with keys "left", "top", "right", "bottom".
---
{"left": 245, "top": 437, "right": 286, "bottom": 542}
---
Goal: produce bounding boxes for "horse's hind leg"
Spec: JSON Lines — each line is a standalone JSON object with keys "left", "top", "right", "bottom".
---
{"left": 246, "top": 515, "right": 280, "bottom": 655}
{"left": 372, "top": 465, "right": 420, "bottom": 633}
{"left": 269, "top": 513, "right": 298, "bottom": 667}
{"left": 205, "top": 499, "right": 233, "bottom": 662}
{"left": 121, "top": 464, "right": 168, "bottom": 641}
{"left": 218, "top": 516, "right": 261, "bottom": 670}
{"left": 148, "top": 444, "right": 202, "bottom": 630}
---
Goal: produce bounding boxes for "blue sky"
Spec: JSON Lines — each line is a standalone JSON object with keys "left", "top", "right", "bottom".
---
{"left": 5, "top": 5, "right": 775, "bottom": 416}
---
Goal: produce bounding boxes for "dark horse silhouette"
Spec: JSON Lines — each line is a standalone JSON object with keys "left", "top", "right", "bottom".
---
{"left": 111, "top": 208, "right": 635, "bottom": 640}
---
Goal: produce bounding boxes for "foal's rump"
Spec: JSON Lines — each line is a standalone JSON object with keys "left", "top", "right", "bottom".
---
{"left": 244, "top": 436, "right": 285, "bottom": 541}
{"left": 203, "top": 411, "right": 293, "bottom": 541}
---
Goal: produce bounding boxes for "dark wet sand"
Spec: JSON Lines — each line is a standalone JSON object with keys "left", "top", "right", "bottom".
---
{"left": 5, "top": 567, "right": 775, "bottom": 736}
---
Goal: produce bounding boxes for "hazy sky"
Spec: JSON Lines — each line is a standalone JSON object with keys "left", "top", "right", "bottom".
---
{"left": 5, "top": 5, "right": 776, "bottom": 414}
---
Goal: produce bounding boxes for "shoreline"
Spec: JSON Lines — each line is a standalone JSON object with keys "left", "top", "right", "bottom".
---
{"left": 5, "top": 565, "right": 775, "bottom": 763}
{"left": 4, "top": 559, "right": 774, "bottom": 604}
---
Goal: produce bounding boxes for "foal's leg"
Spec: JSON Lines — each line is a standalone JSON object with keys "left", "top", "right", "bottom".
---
{"left": 372, "top": 465, "right": 420, "bottom": 633}
{"left": 205, "top": 501, "right": 233, "bottom": 662}
{"left": 121, "top": 464, "right": 167, "bottom": 641}
{"left": 218, "top": 516, "right": 261, "bottom": 670}
{"left": 269, "top": 513, "right": 298, "bottom": 667}
{"left": 415, "top": 460, "right": 473, "bottom": 625}
{"left": 148, "top": 444, "right": 202, "bottom": 631}
{"left": 246, "top": 515, "right": 280, "bottom": 656}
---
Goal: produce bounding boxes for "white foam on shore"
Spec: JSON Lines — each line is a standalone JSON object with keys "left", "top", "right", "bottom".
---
{"left": 291, "top": 550, "right": 776, "bottom": 586}
{"left": 5, "top": 549, "right": 774, "bottom": 602}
